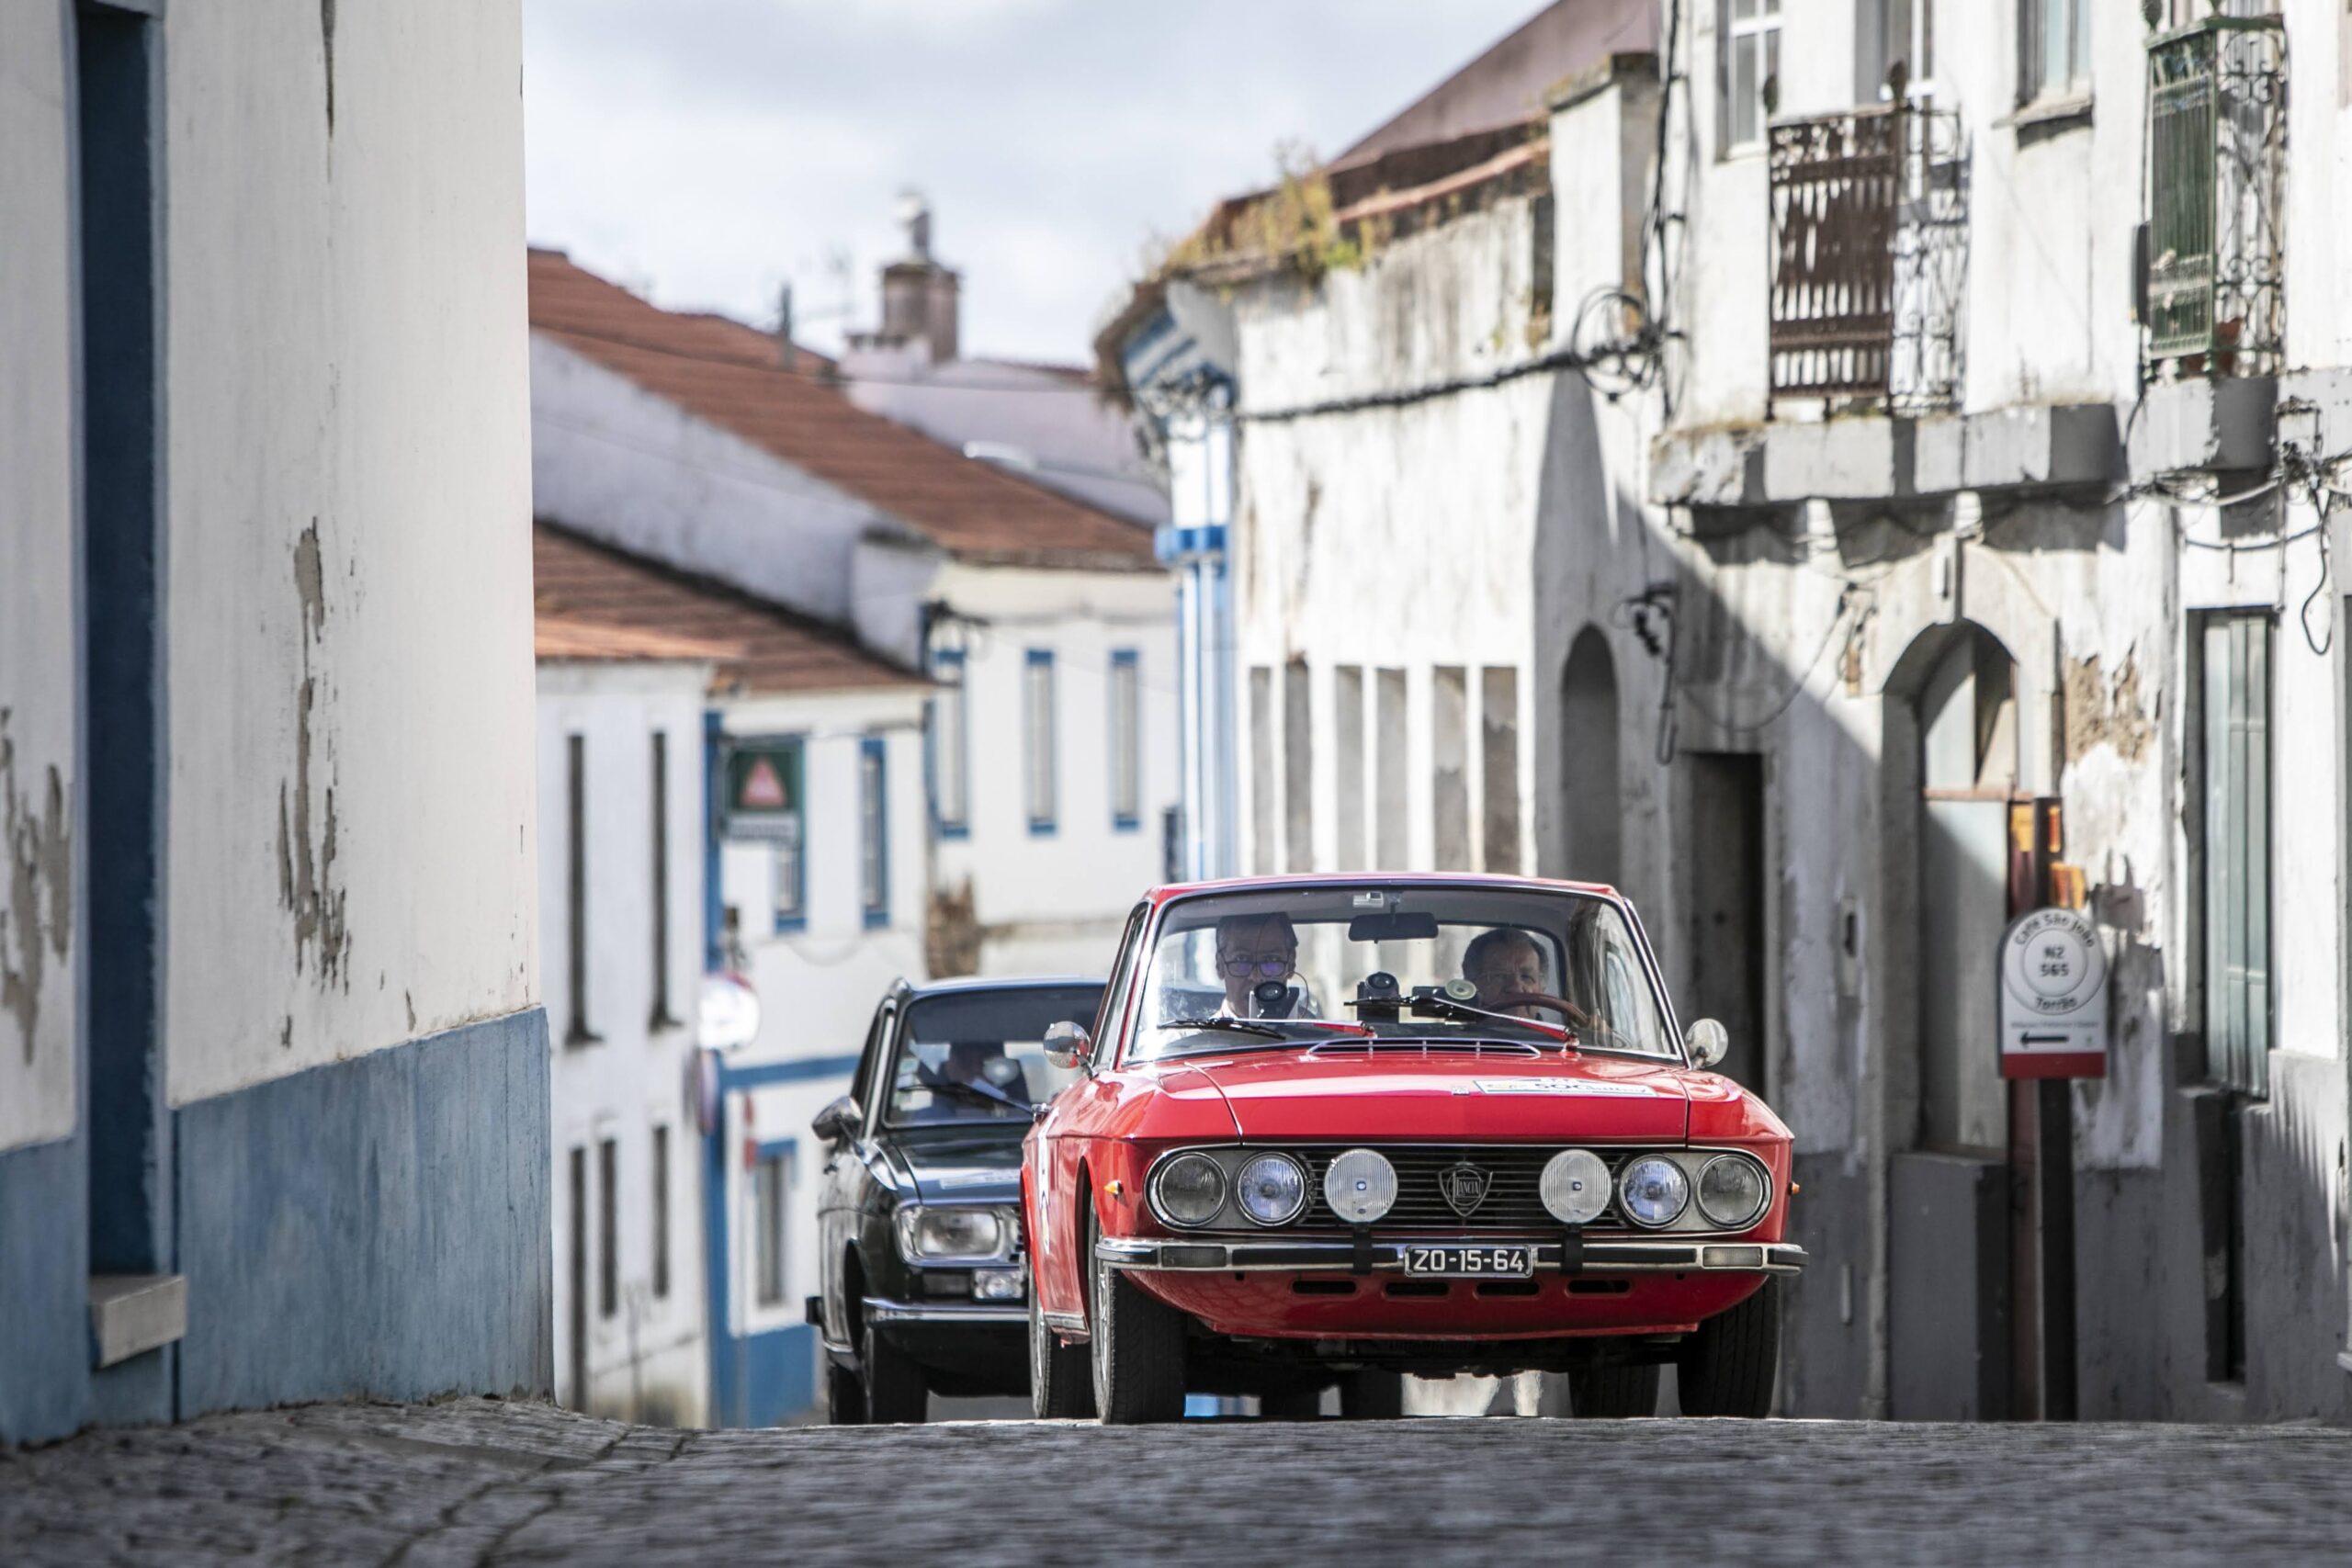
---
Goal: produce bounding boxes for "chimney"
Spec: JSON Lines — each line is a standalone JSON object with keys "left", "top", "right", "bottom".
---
{"left": 877, "top": 189, "right": 959, "bottom": 365}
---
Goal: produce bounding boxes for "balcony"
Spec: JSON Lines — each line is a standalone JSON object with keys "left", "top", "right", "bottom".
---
{"left": 1768, "top": 101, "right": 1967, "bottom": 415}
{"left": 2143, "top": 16, "right": 2285, "bottom": 378}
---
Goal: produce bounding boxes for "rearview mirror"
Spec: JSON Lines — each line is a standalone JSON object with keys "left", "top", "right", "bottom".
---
{"left": 1043, "top": 1020, "right": 1093, "bottom": 1072}
{"left": 1685, "top": 1019, "right": 1730, "bottom": 1071}
{"left": 811, "top": 1094, "right": 862, "bottom": 1144}
{"left": 1346, "top": 911, "right": 1440, "bottom": 942}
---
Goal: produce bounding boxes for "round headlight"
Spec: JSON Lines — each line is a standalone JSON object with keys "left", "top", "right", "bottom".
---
{"left": 1540, "top": 1148, "right": 1611, "bottom": 1225}
{"left": 1322, "top": 1148, "right": 1397, "bottom": 1224}
{"left": 1235, "top": 1153, "right": 1309, "bottom": 1226}
{"left": 1696, "top": 1153, "right": 1770, "bottom": 1230}
{"left": 1617, "top": 1155, "right": 1690, "bottom": 1229}
{"left": 1148, "top": 1151, "right": 1227, "bottom": 1229}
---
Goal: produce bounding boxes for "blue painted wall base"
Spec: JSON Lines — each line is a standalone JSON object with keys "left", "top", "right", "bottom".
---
{"left": 0, "top": 1008, "right": 552, "bottom": 1444}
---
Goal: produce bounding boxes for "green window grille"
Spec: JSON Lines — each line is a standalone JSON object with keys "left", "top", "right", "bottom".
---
{"left": 2144, "top": 16, "right": 2284, "bottom": 375}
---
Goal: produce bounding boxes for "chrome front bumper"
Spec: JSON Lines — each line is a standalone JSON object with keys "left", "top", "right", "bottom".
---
{"left": 1094, "top": 1235, "right": 1807, "bottom": 1276}
{"left": 861, "top": 1295, "right": 1029, "bottom": 1326}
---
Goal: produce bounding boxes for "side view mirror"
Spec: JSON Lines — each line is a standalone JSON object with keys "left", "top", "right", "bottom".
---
{"left": 1043, "top": 1020, "right": 1093, "bottom": 1073}
{"left": 1685, "top": 1018, "right": 1730, "bottom": 1072}
{"left": 811, "top": 1094, "right": 863, "bottom": 1144}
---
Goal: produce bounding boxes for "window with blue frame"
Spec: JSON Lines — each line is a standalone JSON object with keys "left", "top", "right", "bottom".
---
{"left": 1110, "top": 649, "right": 1141, "bottom": 831}
{"left": 860, "top": 736, "right": 889, "bottom": 929}
{"left": 1024, "top": 649, "right": 1057, "bottom": 834}
{"left": 930, "top": 648, "right": 969, "bottom": 838}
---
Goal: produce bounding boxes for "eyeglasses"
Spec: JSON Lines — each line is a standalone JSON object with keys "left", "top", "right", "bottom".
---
{"left": 1218, "top": 953, "right": 1295, "bottom": 979}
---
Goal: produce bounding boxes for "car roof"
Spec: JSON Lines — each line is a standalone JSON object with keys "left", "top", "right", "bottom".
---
{"left": 901, "top": 974, "right": 1106, "bottom": 1000}
{"left": 1140, "top": 871, "right": 1623, "bottom": 906}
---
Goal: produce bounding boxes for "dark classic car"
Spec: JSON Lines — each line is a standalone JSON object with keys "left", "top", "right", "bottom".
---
{"left": 1023, "top": 874, "right": 1804, "bottom": 1424}
{"left": 809, "top": 975, "right": 1103, "bottom": 1424}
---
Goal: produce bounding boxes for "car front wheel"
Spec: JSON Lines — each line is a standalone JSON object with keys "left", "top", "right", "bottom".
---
{"left": 1088, "top": 1204, "right": 1187, "bottom": 1424}
{"left": 1675, "top": 1279, "right": 1779, "bottom": 1417}
{"left": 1338, "top": 1370, "right": 1405, "bottom": 1419}
{"left": 1566, "top": 1361, "right": 1659, "bottom": 1417}
{"left": 1029, "top": 1274, "right": 1096, "bottom": 1418}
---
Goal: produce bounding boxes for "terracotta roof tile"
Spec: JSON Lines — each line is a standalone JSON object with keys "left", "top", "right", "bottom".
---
{"left": 528, "top": 249, "right": 1157, "bottom": 571}
{"left": 534, "top": 522, "right": 923, "bottom": 697}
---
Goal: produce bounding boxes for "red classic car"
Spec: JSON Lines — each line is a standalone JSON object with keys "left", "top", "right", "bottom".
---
{"left": 1021, "top": 873, "right": 1804, "bottom": 1424}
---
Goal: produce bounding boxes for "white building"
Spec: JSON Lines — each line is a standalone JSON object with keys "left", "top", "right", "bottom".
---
{"left": 527, "top": 250, "right": 1177, "bottom": 981}
{"left": 1109, "top": 0, "right": 2352, "bottom": 1425}
{"left": 1, "top": 0, "right": 544, "bottom": 1444}
{"left": 534, "top": 527, "right": 718, "bottom": 1425}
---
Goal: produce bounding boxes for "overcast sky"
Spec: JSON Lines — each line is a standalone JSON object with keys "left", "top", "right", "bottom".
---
{"left": 522, "top": 0, "right": 1539, "bottom": 365}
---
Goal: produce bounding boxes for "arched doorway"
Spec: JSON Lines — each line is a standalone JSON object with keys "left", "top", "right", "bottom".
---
{"left": 1559, "top": 627, "right": 1622, "bottom": 888}
{"left": 1885, "top": 619, "right": 2019, "bottom": 1421}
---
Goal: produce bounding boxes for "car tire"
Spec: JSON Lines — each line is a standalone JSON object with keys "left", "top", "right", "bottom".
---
{"left": 1566, "top": 1362, "right": 1659, "bottom": 1417}
{"left": 826, "top": 1359, "right": 866, "bottom": 1426}
{"left": 1030, "top": 1276, "right": 1096, "bottom": 1418}
{"left": 1676, "top": 1279, "right": 1780, "bottom": 1418}
{"left": 1088, "top": 1205, "right": 1187, "bottom": 1425}
{"left": 1338, "top": 1370, "right": 1406, "bottom": 1420}
{"left": 861, "top": 1319, "right": 929, "bottom": 1425}
{"left": 1257, "top": 1385, "right": 1325, "bottom": 1420}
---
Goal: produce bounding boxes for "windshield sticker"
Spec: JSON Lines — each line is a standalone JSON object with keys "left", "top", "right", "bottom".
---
{"left": 1474, "top": 1079, "right": 1661, "bottom": 1098}
{"left": 933, "top": 1168, "right": 1021, "bottom": 1189}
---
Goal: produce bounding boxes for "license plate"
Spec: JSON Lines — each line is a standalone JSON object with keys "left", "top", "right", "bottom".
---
{"left": 1401, "top": 1245, "right": 1534, "bottom": 1278}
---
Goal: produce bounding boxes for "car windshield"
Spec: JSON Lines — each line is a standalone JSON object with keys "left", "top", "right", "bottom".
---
{"left": 1130, "top": 885, "right": 1676, "bottom": 1063}
{"left": 886, "top": 985, "right": 1101, "bottom": 1126}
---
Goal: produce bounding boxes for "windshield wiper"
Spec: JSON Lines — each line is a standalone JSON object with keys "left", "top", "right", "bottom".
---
{"left": 1160, "top": 1015, "right": 1291, "bottom": 1040}
{"left": 1405, "top": 993, "right": 1576, "bottom": 1044}
{"left": 914, "top": 1070, "right": 1030, "bottom": 1113}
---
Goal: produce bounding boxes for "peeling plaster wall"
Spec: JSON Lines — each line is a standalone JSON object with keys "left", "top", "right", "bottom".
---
{"left": 0, "top": 0, "right": 78, "bottom": 1156}
{"left": 163, "top": 0, "right": 537, "bottom": 1107}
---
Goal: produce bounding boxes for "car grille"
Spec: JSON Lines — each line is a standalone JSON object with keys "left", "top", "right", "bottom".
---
{"left": 1286, "top": 1145, "right": 1641, "bottom": 1234}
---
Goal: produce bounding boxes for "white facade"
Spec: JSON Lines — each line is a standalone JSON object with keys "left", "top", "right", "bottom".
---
{"left": 537, "top": 659, "right": 712, "bottom": 1425}
{"left": 886, "top": 555, "right": 1181, "bottom": 975}
{"left": 1161, "top": 0, "right": 2352, "bottom": 1425}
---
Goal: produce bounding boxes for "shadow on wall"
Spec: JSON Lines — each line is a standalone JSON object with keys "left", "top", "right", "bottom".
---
{"left": 1520, "top": 367, "right": 2337, "bottom": 1424}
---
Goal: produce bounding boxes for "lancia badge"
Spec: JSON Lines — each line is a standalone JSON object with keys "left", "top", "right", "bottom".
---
{"left": 1438, "top": 1160, "right": 1492, "bottom": 1219}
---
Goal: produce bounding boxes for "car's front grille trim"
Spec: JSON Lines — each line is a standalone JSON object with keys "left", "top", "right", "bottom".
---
{"left": 1281, "top": 1144, "right": 1643, "bottom": 1234}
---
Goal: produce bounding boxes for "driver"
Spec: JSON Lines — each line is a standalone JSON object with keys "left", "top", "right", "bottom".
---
{"left": 1463, "top": 928, "right": 1548, "bottom": 1020}
{"left": 915, "top": 1040, "right": 1030, "bottom": 1117}
{"left": 1215, "top": 912, "right": 1299, "bottom": 1018}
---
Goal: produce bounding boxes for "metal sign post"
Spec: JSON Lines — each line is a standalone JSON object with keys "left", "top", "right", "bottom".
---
{"left": 1997, "top": 907, "right": 2108, "bottom": 1079}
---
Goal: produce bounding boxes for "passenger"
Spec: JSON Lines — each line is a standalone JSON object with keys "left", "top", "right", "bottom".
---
{"left": 912, "top": 1040, "right": 1028, "bottom": 1118}
{"left": 1214, "top": 911, "right": 1300, "bottom": 1018}
{"left": 1462, "top": 927, "right": 1548, "bottom": 1019}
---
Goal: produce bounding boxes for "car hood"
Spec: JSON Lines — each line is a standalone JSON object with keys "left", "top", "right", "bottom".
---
{"left": 1175, "top": 1049, "right": 1691, "bottom": 1143}
{"left": 887, "top": 1127, "right": 1031, "bottom": 1204}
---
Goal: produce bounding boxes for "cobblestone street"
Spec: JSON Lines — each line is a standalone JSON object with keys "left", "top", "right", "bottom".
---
{"left": 5, "top": 1397, "right": 2349, "bottom": 1565}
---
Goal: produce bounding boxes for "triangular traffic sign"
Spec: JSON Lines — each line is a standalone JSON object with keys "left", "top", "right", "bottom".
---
{"left": 740, "top": 756, "right": 786, "bottom": 809}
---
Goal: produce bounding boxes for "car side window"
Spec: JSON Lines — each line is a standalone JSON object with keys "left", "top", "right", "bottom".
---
{"left": 1094, "top": 903, "right": 1150, "bottom": 1069}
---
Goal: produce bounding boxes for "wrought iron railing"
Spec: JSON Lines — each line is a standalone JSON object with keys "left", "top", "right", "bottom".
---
{"left": 1769, "top": 102, "right": 1968, "bottom": 414}
{"left": 2144, "top": 16, "right": 2285, "bottom": 377}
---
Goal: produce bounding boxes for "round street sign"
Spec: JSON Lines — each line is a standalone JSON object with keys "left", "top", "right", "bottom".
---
{"left": 1997, "top": 907, "right": 2108, "bottom": 1079}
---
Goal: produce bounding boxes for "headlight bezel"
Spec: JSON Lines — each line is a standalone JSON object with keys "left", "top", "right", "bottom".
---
{"left": 1694, "top": 1151, "right": 1772, "bottom": 1231}
{"left": 1234, "top": 1152, "right": 1311, "bottom": 1227}
{"left": 1616, "top": 1153, "right": 1691, "bottom": 1230}
{"left": 894, "top": 1202, "right": 1015, "bottom": 1263}
{"left": 1146, "top": 1150, "right": 1229, "bottom": 1230}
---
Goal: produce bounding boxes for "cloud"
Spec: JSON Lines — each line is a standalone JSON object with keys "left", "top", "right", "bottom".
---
{"left": 524, "top": 0, "right": 1541, "bottom": 361}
